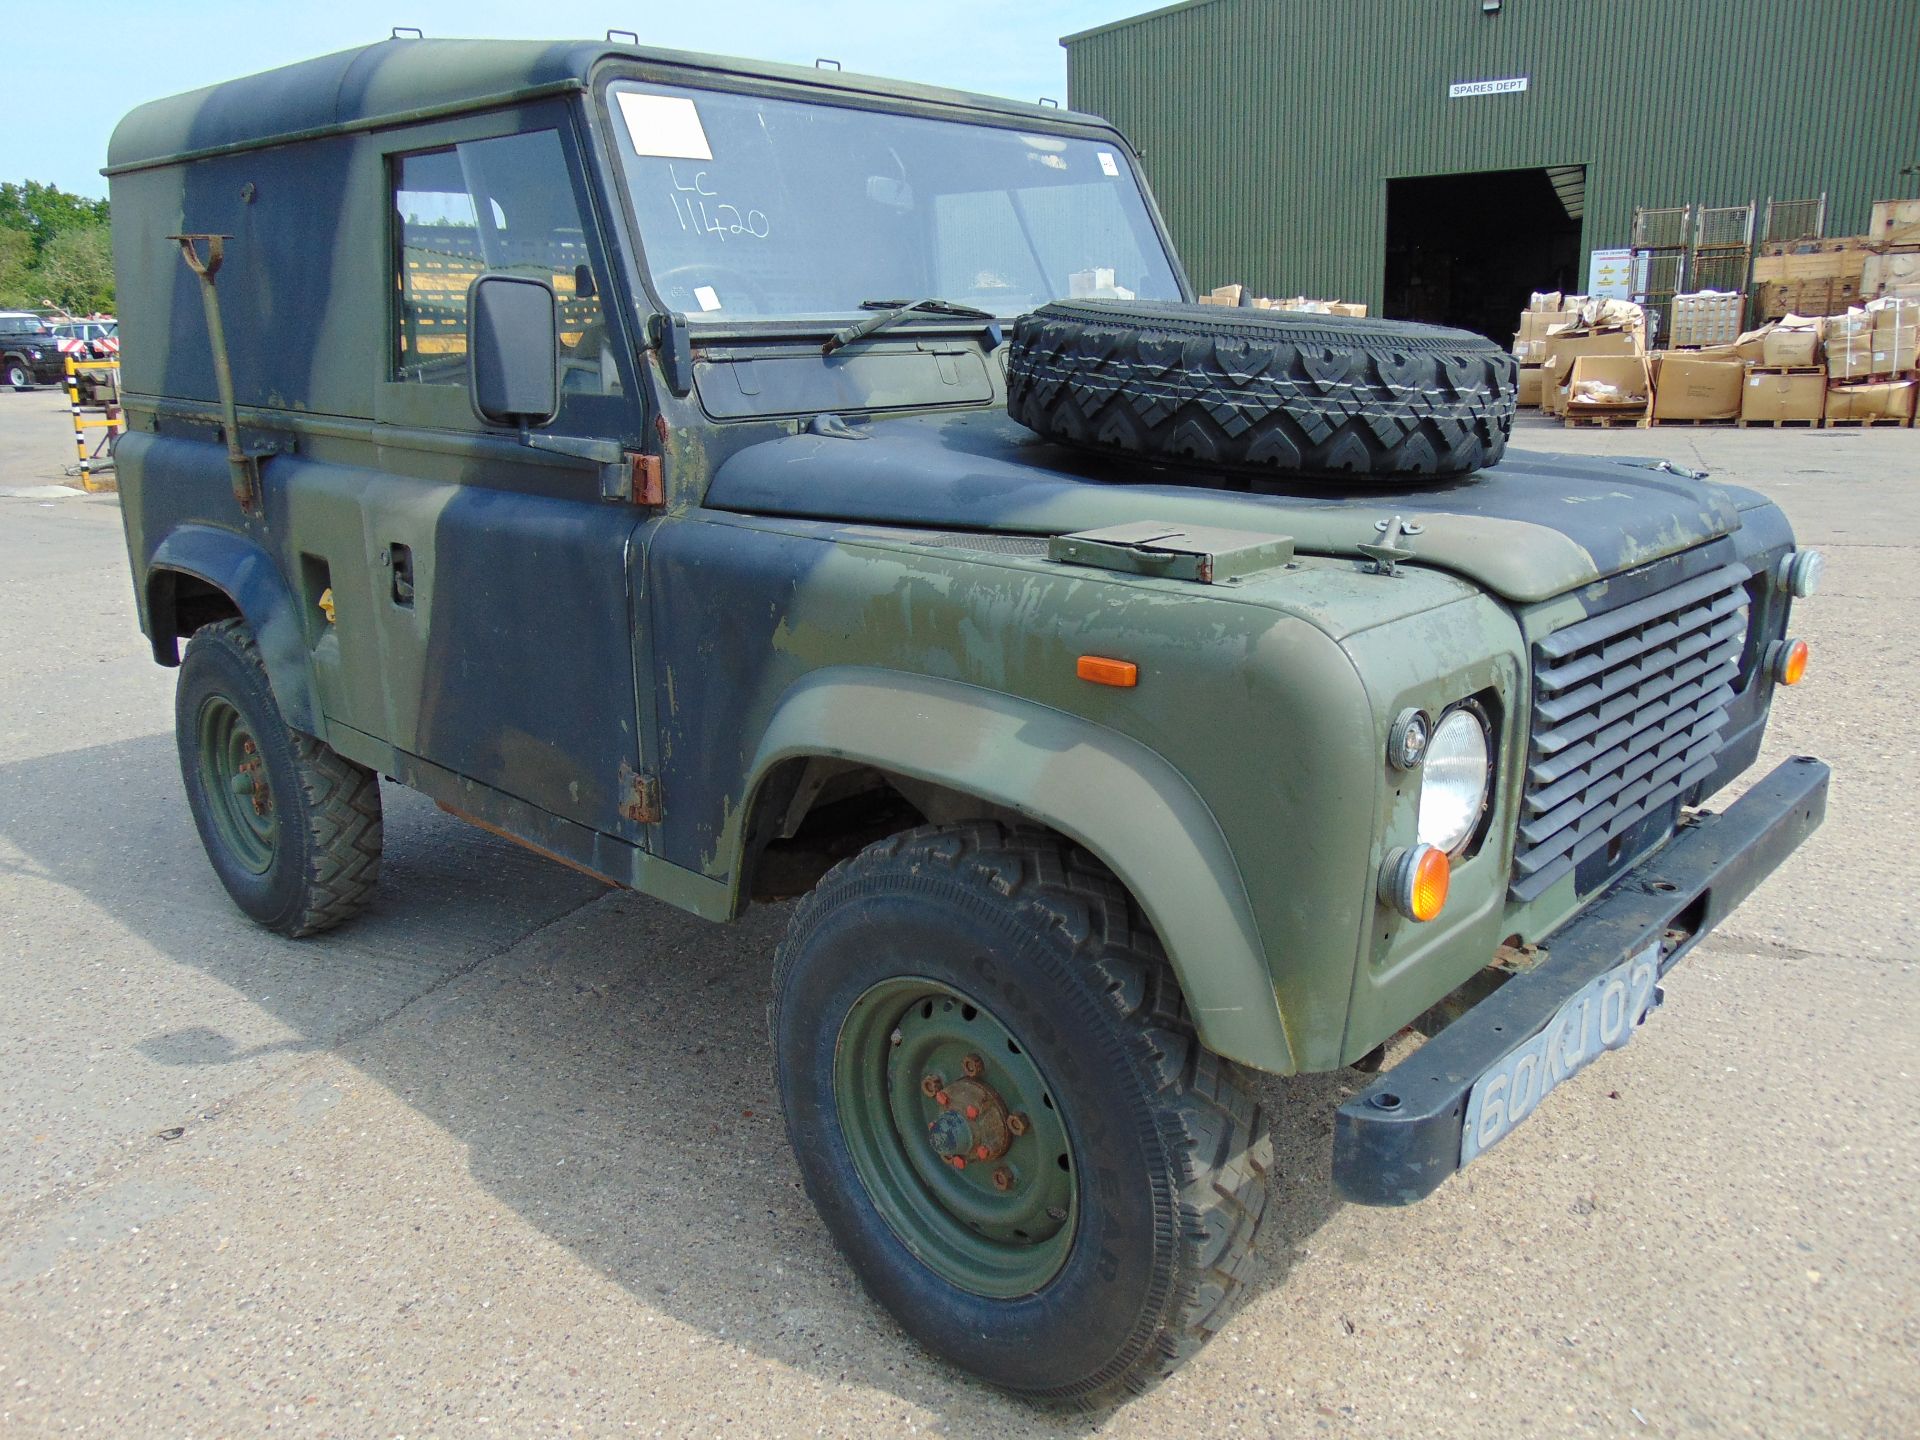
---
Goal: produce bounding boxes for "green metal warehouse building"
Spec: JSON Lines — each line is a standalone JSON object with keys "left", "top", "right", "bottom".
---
{"left": 1063, "top": 0, "right": 1920, "bottom": 339}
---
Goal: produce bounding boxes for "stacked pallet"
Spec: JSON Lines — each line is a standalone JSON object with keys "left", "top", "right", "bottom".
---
{"left": 1750, "top": 199, "right": 1920, "bottom": 320}
{"left": 1820, "top": 298, "right": 1918, "bottom": 425}
{"left": 1511, "top": 293, "right": 1648, "bottom": 415}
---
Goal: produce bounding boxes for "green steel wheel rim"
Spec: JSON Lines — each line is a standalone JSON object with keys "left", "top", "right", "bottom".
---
{"left": 195, "top": 693, "right": 278, "bottom": 875}
{"left": 834, "top": 977, "right": 1078, "bottom": 1299}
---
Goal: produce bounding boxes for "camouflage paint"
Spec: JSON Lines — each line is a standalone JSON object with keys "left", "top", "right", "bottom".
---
{"left": 108, "top": 39, "right": 1800, "bottom": 1077}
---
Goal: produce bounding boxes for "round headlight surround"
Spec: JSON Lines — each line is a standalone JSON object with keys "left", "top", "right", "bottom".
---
{"left": 1416, "top": 705, "right": 1492, "bottom": 856}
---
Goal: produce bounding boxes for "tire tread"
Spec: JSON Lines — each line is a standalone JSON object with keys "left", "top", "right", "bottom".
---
{"left": 778, "top": 820, "right": 1271, "bottom": 1406}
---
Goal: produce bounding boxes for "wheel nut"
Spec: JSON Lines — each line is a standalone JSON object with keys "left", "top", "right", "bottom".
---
{"left": 964, "top": 1105, "right": 979, "bottom": 1120}
{"left": 974, "top": 1144, "right": 991, "bottom": 1161}
{"left": 992, "top": 1167, "right": 1014, "bottom": 1191}
{"left": 1007, "top": 1113, "right": 1029, "bottom": 1136}
{"left": 920, "top": 1074, "right": 942, "bottom": 1097}
{"left": 935, "top": 1091, "right": 950, "bottom": 1107}
{"left": 949, "top": 1156, "right": 967, "bottom": 1170}
{"left": 961, "top": 1054, "right": 984, "bottom": 1078}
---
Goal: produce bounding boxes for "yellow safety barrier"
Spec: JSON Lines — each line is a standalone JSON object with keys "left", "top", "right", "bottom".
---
{"left": 64, "top": 356, "right": 124, "bottom": 493}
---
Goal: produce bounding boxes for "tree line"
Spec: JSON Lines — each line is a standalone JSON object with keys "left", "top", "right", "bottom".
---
{"left": 0, "top": 181, "right": 114, "bottom": 315}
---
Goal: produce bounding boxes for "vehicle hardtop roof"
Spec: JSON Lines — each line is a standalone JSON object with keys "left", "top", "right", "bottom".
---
{"left": 106, "top": 36, "right": 1107, "bottom": 175}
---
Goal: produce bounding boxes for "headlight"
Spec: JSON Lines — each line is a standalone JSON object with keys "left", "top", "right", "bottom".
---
{"left": 1417, "top": 708, "right": 1491, "bottom": 854}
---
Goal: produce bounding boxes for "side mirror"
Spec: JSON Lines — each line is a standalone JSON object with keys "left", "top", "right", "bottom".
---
{"left": 467, "top": 273, "right": 558, "bottom": 426}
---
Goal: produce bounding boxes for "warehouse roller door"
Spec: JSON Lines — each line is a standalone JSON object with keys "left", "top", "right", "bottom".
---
{"left": 1383, "top": 166, "right": 1585, "bottom": 342}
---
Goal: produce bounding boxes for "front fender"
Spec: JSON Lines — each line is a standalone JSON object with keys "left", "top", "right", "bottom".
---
{"left": 147, "top": 523, "right": 320, "bottom": 735}
{"left": 742, "top": 666, "right": 1295, "bottom": 1073}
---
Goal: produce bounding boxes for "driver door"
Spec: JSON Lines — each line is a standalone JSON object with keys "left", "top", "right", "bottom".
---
{"left": 361, "top": 109, "right": 652, "bottom": 840}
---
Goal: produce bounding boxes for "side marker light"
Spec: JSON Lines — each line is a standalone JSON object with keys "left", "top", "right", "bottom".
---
{"left": 1077, "top": 655, "right": 1138, "bottom": 688}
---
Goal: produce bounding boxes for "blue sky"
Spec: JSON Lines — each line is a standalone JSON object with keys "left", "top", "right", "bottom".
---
{"left": 2, "top": 1, "right": 1156, "bottom": 199}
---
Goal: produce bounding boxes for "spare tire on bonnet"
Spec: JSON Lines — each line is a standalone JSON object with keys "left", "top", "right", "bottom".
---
{"left": 1005, "top": 300, "right": 1517, "bottom": 481}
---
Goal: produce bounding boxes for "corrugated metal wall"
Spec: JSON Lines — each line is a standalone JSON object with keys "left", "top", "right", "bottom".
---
{"left": 1065, "top": 0, "right": 1920, "bottom": 312}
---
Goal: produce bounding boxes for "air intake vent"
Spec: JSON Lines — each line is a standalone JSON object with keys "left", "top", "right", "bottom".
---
{"left": 1511, "top": 563, "right": 1751, "bottom": 902}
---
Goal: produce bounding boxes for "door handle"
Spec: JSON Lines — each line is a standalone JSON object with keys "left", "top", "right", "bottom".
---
{"left": 389, "top": 543, "right": 414, "bottom": 606}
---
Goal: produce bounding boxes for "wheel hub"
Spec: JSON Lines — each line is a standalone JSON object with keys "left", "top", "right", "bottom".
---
{"left": 834, "top": 978, "right": 1079, "bottom": 1298}
{"left": 925, "top": 1074, "right": 1012, "bottom": 1164}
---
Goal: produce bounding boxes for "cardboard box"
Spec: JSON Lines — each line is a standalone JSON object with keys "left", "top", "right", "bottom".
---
{"left": 1741, "top": 370, "right": 1824, "bottom": 424}
{"left": 1825, "top": 380, "right": 1916, "bottom": 424}
{"left": 1566, "top": 354, "right": 1651, "bottom": 410}
{"left": 1761, "top": 327, "right": 1821, "bottom": 367}
{"left": 1517, "top": 309, "right": 1577, "bottom": 341}
{"left": 1869, "top": 199, "right": 1920, "bottom": 249}
{"left": 1652, "top": 354, "right": 1745, "bottom": 420}
{"left": 1542, "top": 328, "right": 1643, "bottom": 384}
{"left": 1732, "top": 327, "right": 1771, "bottom": 363}
{"left": 1868, "top": 299, "right": 1920, "bottom": 371}
{"left": 1517, "top": 366, "right": 1545, "bottom": 407}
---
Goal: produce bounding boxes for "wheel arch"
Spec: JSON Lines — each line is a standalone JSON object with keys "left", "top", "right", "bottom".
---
{"left": 736, "top": 667, "right": 1295, "bottom": 1074}
{"left": 145, "top": 524, "right": 321, "bottom": 735}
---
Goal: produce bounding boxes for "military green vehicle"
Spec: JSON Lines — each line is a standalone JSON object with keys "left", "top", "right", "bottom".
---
{"left": 109, "top": 35, "right": 1828, "bottom": 1406}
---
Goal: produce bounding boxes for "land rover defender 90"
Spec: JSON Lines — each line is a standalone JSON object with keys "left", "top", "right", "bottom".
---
{"left": 108, "top": 36, "right": 1827, "bottom": 1404}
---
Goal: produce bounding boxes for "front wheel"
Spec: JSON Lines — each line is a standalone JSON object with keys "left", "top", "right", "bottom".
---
{"left": 176, "top": 618, "right": 383, "bottom": 936}
{"left": 5, "top": 361, "right": 30, "bottom": 390}
{"left": 772, "top": 822, "right": 1271, "bottom": 1406}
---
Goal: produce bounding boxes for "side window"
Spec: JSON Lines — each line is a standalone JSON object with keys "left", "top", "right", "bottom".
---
{"left": 392, "top": 129, "right": 621, "bottom": 401}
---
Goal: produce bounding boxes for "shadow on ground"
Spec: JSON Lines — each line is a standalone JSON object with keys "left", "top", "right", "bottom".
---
{"left": 0, "top": 731, "right": 1356, "bottom": 1428}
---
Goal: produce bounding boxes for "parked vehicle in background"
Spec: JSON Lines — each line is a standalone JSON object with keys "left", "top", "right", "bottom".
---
{"left": 52, "top": 316, "right": 120, "bottom": 359}
{"left": 107, "top": 35, "right": 1830, "bottom": 1407}
{"left": 1, "top": 311, "right": 68, "bottom": 389}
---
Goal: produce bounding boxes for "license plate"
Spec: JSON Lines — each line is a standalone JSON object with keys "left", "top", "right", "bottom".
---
{"left": 1460, "top": 943, "right": 1661, "bottom": 1165}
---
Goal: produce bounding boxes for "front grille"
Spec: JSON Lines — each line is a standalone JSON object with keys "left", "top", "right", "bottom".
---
{"left": 1511, "top": 563, "right": 1751, "bottom": 902}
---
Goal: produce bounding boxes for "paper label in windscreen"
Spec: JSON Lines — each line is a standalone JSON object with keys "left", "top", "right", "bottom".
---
{"left": 1097, "top": 151, "right": 1120, "bottom": 177}
{"left": 617, "top": 92, "right": 713, "bottom": 160}
{"left": 692, "top": 286, "right": 722, "bottom": 312}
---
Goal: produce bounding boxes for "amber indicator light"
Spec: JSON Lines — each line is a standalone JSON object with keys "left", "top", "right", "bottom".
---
{"left": 1779, "top": 638, "right": 1809, "bottom": 686}
{"left": 1077, "top": 655, "right": 1138, "bottom": 688}
{"left": 1409, "top": 847, "right": 1451, "bottom": 922}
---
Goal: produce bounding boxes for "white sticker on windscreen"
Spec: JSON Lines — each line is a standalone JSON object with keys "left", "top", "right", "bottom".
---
{"left": 692, "top": 285, "right": 722, "bottom": 312}
{"left": 1097, "top": 151, "right": 1120, "bottom": 177}
{"left": 617, "top": 92, "right": 713, "bottom": 160}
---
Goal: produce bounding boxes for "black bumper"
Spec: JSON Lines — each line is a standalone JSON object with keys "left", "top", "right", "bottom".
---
{"left": 1332, "top": 755, "right": 1829, "bottom": 1207}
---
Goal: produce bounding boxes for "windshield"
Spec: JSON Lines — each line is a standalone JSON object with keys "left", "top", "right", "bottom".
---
{"left": 605, "top": 81, "right": 1182, "bottom": 321}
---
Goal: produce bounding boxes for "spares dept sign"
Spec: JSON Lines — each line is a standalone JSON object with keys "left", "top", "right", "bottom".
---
{"left": 1448, "top": 76, "right": 1529, "bottom": 99}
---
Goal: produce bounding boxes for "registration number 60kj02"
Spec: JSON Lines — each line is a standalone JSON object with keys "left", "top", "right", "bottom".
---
{"left": 1460, "top": 944, "right": 1662, "bottom": 1165}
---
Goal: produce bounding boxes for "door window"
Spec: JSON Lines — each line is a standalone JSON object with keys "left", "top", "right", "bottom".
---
{"left": 392, "top": 129, "right": 621, "bottom": 403}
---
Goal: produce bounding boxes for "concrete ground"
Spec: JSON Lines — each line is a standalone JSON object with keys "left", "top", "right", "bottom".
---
{"left": 0, "top": 387, "right": 1914, "bottom": 1439}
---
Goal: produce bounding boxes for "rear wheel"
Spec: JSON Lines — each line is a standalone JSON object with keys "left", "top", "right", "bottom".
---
{"left": 772, "top": 822, "right": 1271, "bottom": 1406}
{"left": 176, "top": 619, "right": 382, "bottom": 936}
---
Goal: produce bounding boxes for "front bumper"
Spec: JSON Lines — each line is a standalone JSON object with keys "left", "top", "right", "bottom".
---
{"left": 1333, "top": 754, "right": 1829, "bottom": 1207}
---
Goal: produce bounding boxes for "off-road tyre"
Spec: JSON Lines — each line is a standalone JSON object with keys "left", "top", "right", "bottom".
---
{"left": 1006, "top": 298, "right": 1516, "bottom": 480}
{"left": 5, "top": 359, "right": 31, "bottom": 391}
{"left": 176, "top": 618, "right": 382, "bottom": 936}
{"left": 772, "top": 821, "right": 1271, "bottom": 1407}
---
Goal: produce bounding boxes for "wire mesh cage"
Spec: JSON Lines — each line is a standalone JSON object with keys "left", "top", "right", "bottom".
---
{"left": 1694, "top": 203, "right": 1755, "bottom": 251}
{"left": 1763, "top": 195, "right": 1827, "bottom": 245}
{"left": 1690, "top": 251, "right": 1752, "bottom": 293}
{"left": 1632, "top": 206, "right": 1692, "bottom": 250}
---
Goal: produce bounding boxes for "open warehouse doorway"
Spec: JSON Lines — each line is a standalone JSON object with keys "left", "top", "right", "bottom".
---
{"left": 1383, "top": 165, "right": 1585, "bottom": 342}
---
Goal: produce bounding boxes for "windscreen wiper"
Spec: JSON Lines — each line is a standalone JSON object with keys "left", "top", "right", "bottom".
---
{"left": 822, "top": 297, "right": 999, "bottom": 355}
